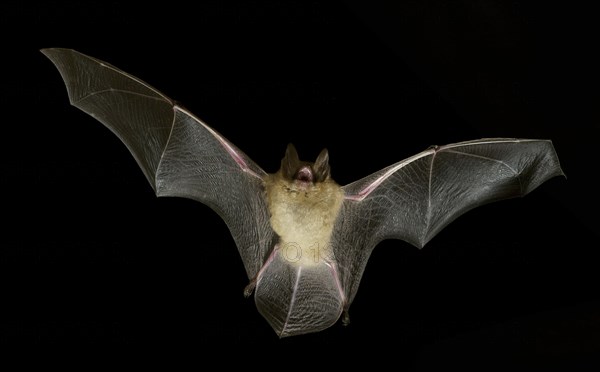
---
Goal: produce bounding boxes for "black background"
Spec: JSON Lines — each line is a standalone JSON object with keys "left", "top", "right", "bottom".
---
{"left": 2, "top": 0, "right": 598, "bottom": 368}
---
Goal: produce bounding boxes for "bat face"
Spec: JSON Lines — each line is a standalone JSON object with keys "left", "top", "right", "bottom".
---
{"left": 279, "top": 143, "right": 331, "bottom": 184}
{"left": 43, "top": 48, "right": 564, "bottom": 338}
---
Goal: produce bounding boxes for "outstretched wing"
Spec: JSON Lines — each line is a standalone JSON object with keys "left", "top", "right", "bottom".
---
{"left": 42, "top": 48, "right": 276, "bottom": 278}
{"left": 333, "top": 138, "right": 563, "bottom": 305}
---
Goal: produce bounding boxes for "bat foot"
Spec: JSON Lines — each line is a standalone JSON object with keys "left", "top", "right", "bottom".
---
{"left": 243, "top": 279, "right": 256, "bottom": 298}
{"left": 342, "top": 310, "right": 351, "bottom": 326}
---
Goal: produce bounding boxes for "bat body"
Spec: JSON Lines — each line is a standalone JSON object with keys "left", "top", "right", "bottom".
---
{"left": 43, "top": 48, "right": 564, "bottom": 337}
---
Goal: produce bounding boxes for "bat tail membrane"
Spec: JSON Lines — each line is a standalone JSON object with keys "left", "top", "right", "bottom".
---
{"left": 254, "top": 251, "right": 345, "bottom": 337}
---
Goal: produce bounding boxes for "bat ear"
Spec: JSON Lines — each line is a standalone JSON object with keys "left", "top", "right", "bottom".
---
{"left": 313, "top": 148, "right": 331, "bottom": 182}
{"left": 281, "top": 143, "right": 301, "bottom": 179}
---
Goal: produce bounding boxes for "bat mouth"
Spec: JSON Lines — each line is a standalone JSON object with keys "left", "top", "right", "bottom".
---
{"left": 295, "top": 166, "right": 314, "bottom": 183}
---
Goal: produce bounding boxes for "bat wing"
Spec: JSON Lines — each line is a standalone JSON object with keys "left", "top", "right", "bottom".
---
{"left": 334, "top": 138, "right": 564, "bottom": 306}
{"left": 42, "top": 48, "right": 276, "bottom": 278}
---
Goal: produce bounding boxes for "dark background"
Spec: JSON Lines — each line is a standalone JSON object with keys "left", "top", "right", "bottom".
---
{"left": 1, "top": 0, "right": 598, "bottom": 368}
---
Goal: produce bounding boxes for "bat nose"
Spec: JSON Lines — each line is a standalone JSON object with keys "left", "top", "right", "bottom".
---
{"left": 295, "top": 166, "right": 314, "bottom": 183}
{"left": 253, "top": 253, "right": 344, "bottom": 337}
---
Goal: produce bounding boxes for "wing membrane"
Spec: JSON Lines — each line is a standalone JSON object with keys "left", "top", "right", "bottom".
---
{"left": 336, "top": 138, "right": 563, "bottom": 304}
{"left": 42, "top": 48, "right": 276, "bottom": 278}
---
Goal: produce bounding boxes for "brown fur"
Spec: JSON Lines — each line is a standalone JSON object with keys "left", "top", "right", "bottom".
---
{"left": 265, "top": 172, "right": 344, "bottom": 266}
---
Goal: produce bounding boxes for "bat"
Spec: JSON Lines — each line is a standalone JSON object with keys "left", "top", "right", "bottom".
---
{"left": 42, "top": 48, "right": 564, "bottom": 337}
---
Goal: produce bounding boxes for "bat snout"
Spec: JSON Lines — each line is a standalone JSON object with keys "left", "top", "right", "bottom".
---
{"left": 295, "top": 166, "right": 314, "bottom": 183}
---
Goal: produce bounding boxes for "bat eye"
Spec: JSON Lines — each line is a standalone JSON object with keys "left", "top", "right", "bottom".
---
{"left": 295, "top": 166, "right": 314, "bottom": 183}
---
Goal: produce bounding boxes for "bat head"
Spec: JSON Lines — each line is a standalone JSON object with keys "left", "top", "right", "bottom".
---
{"left": 280, "top": 143, "right": 331, "bottom": 185}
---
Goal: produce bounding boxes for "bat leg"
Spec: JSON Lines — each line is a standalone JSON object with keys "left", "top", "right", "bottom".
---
{"left": 243, "top": 279, "right": 256, "bottom": 298}
{"left": 342, "top": 310, "right": 351, "bottom": 326}
{"left": 243, "top": 244, "right": 279, "bottom": 298}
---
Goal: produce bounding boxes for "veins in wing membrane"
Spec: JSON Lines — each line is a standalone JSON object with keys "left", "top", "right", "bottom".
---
{"left": 75, "top": 89, "right": 170, "bottom": 105}
{"left": 424, "top": 151, "right": 436, "bottom": 243}
{"left": 281, "top": 267, "right": 302, "bottom": 337}
{"left": 440, "top": 148, "right": 522, "bottom": 194}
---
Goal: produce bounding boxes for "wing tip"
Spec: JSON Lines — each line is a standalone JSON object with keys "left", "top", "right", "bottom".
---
{"left": 40, "top": 47, "right": 76, "bottom": 59}
{"left": 40, "top": 47, "right": 57, "bottom": 60}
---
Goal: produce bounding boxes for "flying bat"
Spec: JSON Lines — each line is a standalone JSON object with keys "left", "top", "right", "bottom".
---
{"left": 42, "top": 48, "right": 564, "bottom": 337}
